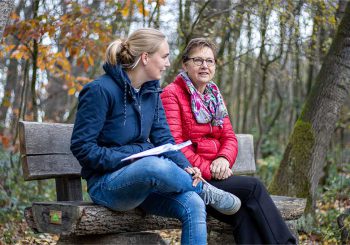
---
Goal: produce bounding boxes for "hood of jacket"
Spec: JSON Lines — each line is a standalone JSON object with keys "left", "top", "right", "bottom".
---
{"left": 102, "top": 63, "right": 160, "bottom": 94}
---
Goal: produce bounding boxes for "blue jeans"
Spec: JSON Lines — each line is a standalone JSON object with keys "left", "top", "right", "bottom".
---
{"left": 87, "top": 156, "right": 207, "bottom": 245}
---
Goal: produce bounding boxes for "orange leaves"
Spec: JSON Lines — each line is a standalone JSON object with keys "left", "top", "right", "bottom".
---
{"left": 4, "top": 14, "right": 54, "bottom": 43}
{"left": 0, "top": 134, "right": 11, "bottom": 149}
{"left": 54, "top": 52, "right": 72, "bottom": 73}
{"left": 120, "top": 0, "right": 133, "bottom": 17}
{"left": 55, "top": 5, "right": 112, "bottom": 73}
{"left": 2, "top": 1, "right": 117, "bottom": 109}
{"left": 66, "top": 76, "right": 90, "bottom": 96}
{"left": 87, "top": 55, "right": 94, "bottom": 67}
{"left": 76, "top": 55, "right": 94, "bottom": 72}
{"left": 9, "top": 12, "right": 20, "bottom": 21}
{"left": 119, "top": 0, "right": 165, "bottom": 17}
{"left": 76, "top": 76, "right": 91, "bottom": 84}
{"left": 68, "top": 87, "right": 76, "bottom": 95}
{"left": 10, "top": 45, "right": 30, "bottom": 60}
{"left": 81, "top": 7, "right": 92, "bottom": 15}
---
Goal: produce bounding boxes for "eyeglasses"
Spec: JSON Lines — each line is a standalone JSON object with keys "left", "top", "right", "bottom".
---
{"left": 187, "top": 57, "right": 216, "bottom": 67}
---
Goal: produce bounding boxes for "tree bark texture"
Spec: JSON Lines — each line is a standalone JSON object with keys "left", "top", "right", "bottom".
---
{"left": 24, "top": 196, "right": 305, "bottom": 236}
{"left": 269, "top": 2, "right": 350, "bottom": 212}
{"left": 57, "top": 232, "right": 167, "bottom": 245}
{"left": 0, "top": 58, "right": 18, "bottom": 123}
{"left": 0, "top": 0, "right": 14, "bottom": 41}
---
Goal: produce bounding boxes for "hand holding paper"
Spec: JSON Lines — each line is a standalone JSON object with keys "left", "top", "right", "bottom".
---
{"left": 121, "top": 140, "right": 192, "bottom": 162}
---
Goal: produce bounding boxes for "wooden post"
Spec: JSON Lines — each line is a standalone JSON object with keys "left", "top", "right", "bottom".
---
{"left": 55, "top": 177, "right": 83, "bottom": 201}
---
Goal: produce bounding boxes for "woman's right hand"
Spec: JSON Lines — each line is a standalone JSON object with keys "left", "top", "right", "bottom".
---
{"left": 184, "top": 167, "right": 202, "bottom": 187}
{"left": 210, "top": 157, "right": 233, "bottom": 180}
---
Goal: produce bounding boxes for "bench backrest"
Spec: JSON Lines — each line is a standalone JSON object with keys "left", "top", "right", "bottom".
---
{"left": 19, "top": 121, "right": 256, "bottom": 199}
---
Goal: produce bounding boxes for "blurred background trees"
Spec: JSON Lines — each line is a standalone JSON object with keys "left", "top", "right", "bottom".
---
{"left": 0, "top": 0, "right": 349, "bottom": 243}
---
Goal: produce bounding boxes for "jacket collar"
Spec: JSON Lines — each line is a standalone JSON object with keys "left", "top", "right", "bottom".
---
{"left": 174, "top": 73, "right": 192, "bottom": 95}
{"left": 103, "top": 63, "right": 160, "bottom": 94}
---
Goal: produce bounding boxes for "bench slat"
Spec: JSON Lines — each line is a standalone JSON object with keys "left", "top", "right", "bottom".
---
{"left": 233, "top": 134, "right": 256, "bottom": 174}
{"left": 25, "top": 195, "right": 306, "bottom": 236}
{"left": 19, "top": 121, "right": 256, "bottom": 180}
{"left": 19, "top": 121, "right": 73, "bottom": 155}
{"left": 21, "top": 154, "right": 80, "bottom": 180}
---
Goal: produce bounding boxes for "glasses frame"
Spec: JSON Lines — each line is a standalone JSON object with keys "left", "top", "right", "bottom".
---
{"left": 186, "top": 57, "right": 216, "bottom": 67}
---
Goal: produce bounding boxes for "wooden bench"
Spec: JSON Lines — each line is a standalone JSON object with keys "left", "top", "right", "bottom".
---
{"left": 19, "top": 121, "right": 306, "bottom": 244}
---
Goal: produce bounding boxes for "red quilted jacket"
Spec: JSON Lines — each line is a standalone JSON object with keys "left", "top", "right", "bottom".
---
{"left": 161, "top": 75, "right": 238, "bottom": 180}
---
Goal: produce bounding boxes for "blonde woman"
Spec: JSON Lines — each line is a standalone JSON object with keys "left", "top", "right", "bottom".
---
{"left": 71, "top": 29, "right": 240, "bottom": 245}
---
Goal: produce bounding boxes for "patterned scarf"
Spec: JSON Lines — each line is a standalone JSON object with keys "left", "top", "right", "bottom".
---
{"left": 180, "top": 72, "right": 228, "bottom": 127}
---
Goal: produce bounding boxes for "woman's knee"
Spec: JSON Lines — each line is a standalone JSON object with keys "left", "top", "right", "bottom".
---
{"left": 243, "top": 176, "right": 269, "bottom": 200}
{"left": 251, "top": 177, "right": 266, "bottom": 191}
{"left": 179, "top": 192, "right": 206, "bottom": 222}
{"left": 238, "top": 176, "right": 264, "bottom": 190}
{"left": 138, "top": 156, "right": 176, "bottom": 176}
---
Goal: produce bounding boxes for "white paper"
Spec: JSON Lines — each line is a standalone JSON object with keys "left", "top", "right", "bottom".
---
{"left": 121, "top": 140, "right": 192, "bottom": 162}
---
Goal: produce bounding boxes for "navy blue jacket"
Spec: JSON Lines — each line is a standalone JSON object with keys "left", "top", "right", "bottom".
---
{"left": 71, "top": 63, "right": 190, "bottom": 180}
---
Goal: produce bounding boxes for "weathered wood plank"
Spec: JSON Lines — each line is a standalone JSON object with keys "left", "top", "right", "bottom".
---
{"left": 19, "top": 121, "right": 74, "bottom": 155}
{"left": 21, "top": 154, "right": 81, "bottom": 180}
{"left": 232, "top": 134, "right": 256, "bottom": 174}
{"left": 55, "top": 177, "right": 83, "bottom": 201}
{"left": 19, "top": 121, "right": 256, "bottom": 179}
{"left": 25, "top": 195, "right": 306, "bottom": 236}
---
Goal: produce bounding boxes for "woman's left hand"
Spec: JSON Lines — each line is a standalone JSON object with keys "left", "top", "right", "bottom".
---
{"left": 184, "top": 167, "right": 203, "bottom": 187}
{"left": 210, "top": 157, "right": 233, "bottom": 180}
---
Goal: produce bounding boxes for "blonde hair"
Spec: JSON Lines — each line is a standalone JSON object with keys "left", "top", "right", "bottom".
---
{"left": 105, "top": 28, "right": 166, "bottom": 69}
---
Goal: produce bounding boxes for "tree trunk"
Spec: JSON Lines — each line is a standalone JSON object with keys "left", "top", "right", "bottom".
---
{"left": 30, "top": 0, "right": 39, "bottom": 122}
{"left": 0, "top": 0, "right": 14, "bottom": 41}
{"left": 241, "top": 13, "right": 252, "bottom": 133}
{"left": 269, "top": 2, "right": 350, "bottom": 212}
{"left": 0, "top": 58, "right": 18, "bottom": 123}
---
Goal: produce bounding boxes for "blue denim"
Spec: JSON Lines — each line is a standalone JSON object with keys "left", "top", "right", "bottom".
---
{"left": 87, "top": 156, "right": 207, "bottom": 245}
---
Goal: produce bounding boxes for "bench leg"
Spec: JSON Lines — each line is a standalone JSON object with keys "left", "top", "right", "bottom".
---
{"left": 57, "top": 232, "right": 167, "bottom": 245}
{"left": 55, "top": 177, "right": 83, "bottom": 201}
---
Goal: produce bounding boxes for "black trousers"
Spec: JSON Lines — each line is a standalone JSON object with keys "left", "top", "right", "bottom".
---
{"left": 208, "top": 176, "right": 297, "bottom": 244}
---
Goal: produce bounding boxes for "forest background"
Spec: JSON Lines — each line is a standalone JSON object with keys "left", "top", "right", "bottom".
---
{"left": 0, "top": 0, "right": 349, "bottom": 244}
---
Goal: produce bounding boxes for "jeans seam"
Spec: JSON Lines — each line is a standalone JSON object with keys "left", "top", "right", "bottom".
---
{"left": 154, "top": 191, "right": 196, "bottom": 244}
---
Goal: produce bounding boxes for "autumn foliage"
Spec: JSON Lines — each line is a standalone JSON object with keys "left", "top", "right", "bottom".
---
{"left": 0, "top": 1, "right": 165, "bottom": 150}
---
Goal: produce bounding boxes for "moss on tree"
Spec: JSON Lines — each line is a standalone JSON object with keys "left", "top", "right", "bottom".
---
{"left": 269, "top": 120, "right": 315, "bottom": 212}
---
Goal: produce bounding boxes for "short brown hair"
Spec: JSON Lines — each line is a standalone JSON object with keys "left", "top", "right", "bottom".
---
{"left": 182, "top": 38, "right": 217, "bottom": 62}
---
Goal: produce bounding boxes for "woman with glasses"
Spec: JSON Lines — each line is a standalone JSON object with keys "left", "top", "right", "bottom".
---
{"left": 161, "top": 38, "right": 296, "bottom": 244}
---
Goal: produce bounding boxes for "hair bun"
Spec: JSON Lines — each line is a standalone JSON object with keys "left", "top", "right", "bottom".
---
{"left": 118, "top": 41, "right": 134, "bottom": 66}
{"left": 121, "top": 41, "right": 129, "bottom": 51}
